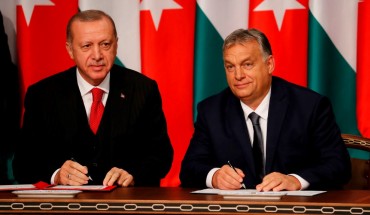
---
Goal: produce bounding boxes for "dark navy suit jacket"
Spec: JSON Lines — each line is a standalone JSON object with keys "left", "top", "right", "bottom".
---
{"left": 180, "top": 76, "right": 351, "bottom": 190}
{"left": 13, "top": 65, "right": 173, "bottom": 186}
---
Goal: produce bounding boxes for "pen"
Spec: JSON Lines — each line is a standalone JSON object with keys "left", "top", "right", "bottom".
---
{"left": 227, "top": 160, "right": 246, "bottom": 189}
{"left": 71, "top": 157, "right": 93, "bottom": 181}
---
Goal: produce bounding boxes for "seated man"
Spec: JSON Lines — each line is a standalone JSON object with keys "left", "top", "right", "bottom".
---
{"left": 180, "top": 28, "right": 351, "bottom": 191}
{"left": 13, "top": 10, "right": 173, "bottom": 187}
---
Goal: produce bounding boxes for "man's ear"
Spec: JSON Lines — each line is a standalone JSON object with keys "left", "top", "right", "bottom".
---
{"left": 65, "top": 42, "right": 74, "bottom": 60}
{"left": 267, "top": 55, "right": 275, "bottom": 75}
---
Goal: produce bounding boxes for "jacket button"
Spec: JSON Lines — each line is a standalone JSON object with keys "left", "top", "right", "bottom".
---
{"left": 92, "top": 163, "right": 98, "bottom": 167}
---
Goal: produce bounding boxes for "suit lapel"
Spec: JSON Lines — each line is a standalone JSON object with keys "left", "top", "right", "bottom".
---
{"left": 103, "top": 66, "right": 130, "bottom": 138}
{"left": 225, "top": 91, "right": 256, "bottom": 176}
{"left": 265, "top": 77, "right": 289, "bottom": 173}
{"left": 57, "top": 69, "right": 87, "bottom": 135}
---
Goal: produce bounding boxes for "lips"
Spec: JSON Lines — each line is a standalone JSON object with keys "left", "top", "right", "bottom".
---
{"left": 91, "top": 65, "right": 103, "bottom": 68}
{"left": 90, "top": 64, "right": 104, "bottom": 71}
{"left": 234, "top": 82, "right": 250, "bottom": 89}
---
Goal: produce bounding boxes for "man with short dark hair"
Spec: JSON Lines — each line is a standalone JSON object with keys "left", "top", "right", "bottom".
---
{"left": 180, "top": 28, "right": 351, "bottom": 191}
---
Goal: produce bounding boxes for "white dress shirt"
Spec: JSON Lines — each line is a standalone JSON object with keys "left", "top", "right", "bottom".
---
{"left": 50, "top": 69, "right": 110, "bottom": 184}
{"left": 206, "top": 88, "right": 309, "bottom": 190}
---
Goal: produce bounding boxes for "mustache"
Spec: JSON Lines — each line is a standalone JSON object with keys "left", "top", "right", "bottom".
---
{"left": 88, "top": 61, "right": 105, "bottom": 66}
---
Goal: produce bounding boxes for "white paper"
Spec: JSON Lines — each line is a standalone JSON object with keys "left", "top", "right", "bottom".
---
{"left": 219, "top": 189, "right": 287, "bottom": 196}
{"left": 191, "top": 188, "right": 326, "bottom": 196}
{"left": 0, "top": 183, "right": 114, "bottom": 191}
{"left": 191, "top": 188, "right": 220, "bottom": 194}
{"left": 12, "top": 190, "right": 82, "bottom": 198}
{"left": 52, "top": 185, "right": 109, "bottom": 190}
{"left": 0, "top": 184, "right": 35, "bottom": 190}
{"left": 285, "top": 190, "right": 326, "bottom": 196}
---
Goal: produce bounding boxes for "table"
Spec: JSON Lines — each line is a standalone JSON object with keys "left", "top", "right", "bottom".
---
{"left": 1, "top": 187, "right": 370, "bottom": 214}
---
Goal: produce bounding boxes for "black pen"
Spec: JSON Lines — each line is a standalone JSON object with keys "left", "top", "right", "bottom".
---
{"left": 227, "top": 160, "right": 246, "bottom": 189}
{"left": 71, "top": 157, "right": 93, "bottom": 181}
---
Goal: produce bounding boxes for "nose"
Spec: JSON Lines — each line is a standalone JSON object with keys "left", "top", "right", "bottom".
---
{"left": 92, "top": 45, "right": 102, "bottom": 60}
{"left": 234, "top": 66, "right": 245, "bottom": 80}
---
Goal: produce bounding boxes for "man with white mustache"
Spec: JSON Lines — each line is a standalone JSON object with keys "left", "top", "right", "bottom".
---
{"left": 13, "top": 9, "right": 174, "bottom": 187}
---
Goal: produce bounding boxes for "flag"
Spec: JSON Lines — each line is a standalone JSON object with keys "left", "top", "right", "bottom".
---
{"left": 1, "top": 0, "right": 369, "bottom": 186}
{"left": 78, "top": 0, "right": 141, "bottom": 71}
{"left": 194, "top": 0, "right": 308, "bottom": 113}
{"left": 249, "top": 0, "right": 308, "bottom": 87}
{"left": 195, "top": 0, "right": 364, "bottom": 137}
{"left": 79, "top": 0, "right": 196, "bottom": 186}
{"left": 308, "top": 0, "right": 360, "bottom": 135}
{"left": 140, "top": 0, "right": 195, "bottom": 186}
{"left": 357, "top": 0, "right": 370, "bottom": 138}
{"left": 194, "top": 0, "right": 249, "bottom": 116}
{"left": 16, "top": 0, "right": 77, "bottom": 98}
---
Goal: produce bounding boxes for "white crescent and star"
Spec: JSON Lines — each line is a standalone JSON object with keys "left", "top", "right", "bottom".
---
{"left": 254, "top": 0, "right": 305, "bottom": 31}
{"left": 17, "top": 0, "right": 54, "bottom": 26}
{"left": 17, "top": 0, "right": 183, "bottom": 31}
{"left": 140, "top": 0, "right": 182, "bottom": 31}
{"left": 16, "top": 0, "right": 305, "bottom": 32}
{"left": 197, "top": 0, "right": 305, "bottom": 39}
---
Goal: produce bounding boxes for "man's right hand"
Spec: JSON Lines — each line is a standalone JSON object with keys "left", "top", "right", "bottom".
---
{"left": 55, "top": 160, "right": 90, "bottom": 185}
{"left": 212, "top": 164, "right": 245, "bottom": 189}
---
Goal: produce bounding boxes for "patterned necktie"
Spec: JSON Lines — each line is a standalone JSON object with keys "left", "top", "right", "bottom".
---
{"left": 90, "top": 88, "right": 104, "bottom": 134}
{"left": 249, "top": 112, "right": 264, "bottom": 182}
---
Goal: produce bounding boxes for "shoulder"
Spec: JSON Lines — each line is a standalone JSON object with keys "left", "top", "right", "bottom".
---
{"left": 26, "top": 67, "right": 76, "bottom": 94}
{"left": 271, "top": 76, "right": 333, "bottom": 112}
{"left": 198, "top": 87, "right": 232, "bottom": 104}
{"left": 272, "top": 76, "right": 324, "bottom": 101}
{"left": 109, "top": 65, "right": 161, "bottom": 98}
{"left": 110, "top": 64, "right": 156, "bottom": 85}
{"left": 197, "top": 87, "right": 238, "bottom": 113}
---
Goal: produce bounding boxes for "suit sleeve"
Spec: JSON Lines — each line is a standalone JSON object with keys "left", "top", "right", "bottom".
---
{"left": 124, "top": 80, "right": 174, "bottom": 186}
{"left": 180, "top": 101, "right": 215, "bottom": 188}
{"left": 295, "top": 96, "right": 351, "bottom": 189}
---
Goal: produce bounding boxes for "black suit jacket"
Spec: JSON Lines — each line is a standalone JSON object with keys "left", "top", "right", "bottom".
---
{"left": 13, "top": 65, "right": 173, "bottom": 186}
{"left": 0, "top": 11, "right": 20, "bottom": 185}
{"left": 180, "top": 76, "right": 351, "bottom": 190}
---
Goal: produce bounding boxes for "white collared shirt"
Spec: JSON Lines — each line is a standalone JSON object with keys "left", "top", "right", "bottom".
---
{"left": 77, "top": 69, "right": 110, "bottom": 119}
{"left": 240, "top": 88, "right": 270, "bottom": 160}
{"left": 50, "top": 69, "right": 110, "bottom": 184}
{"left": 206, "top": 87, "right": 309, "bottom": 190}
{"left": 206, "top": 89, "right": 271, "bottom": 188}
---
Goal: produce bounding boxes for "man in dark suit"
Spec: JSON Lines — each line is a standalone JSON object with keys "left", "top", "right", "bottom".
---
{"left": 0, "top": 10, "right": 20, "bottom": 185}
{"left": 13, "top": 10, "right": 173, "bottom": 187}
{"left": 180, "top": 28, "right": 351, "bottom": 191}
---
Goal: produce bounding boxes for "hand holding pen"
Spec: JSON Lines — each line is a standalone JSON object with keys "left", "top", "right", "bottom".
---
{"left": 213, "top": 161, "right": 246, "bottom": 189}
{"left": 57, "top": 158, "right": 93, "bottom": 185}
{"left": 70, "top": 157, "right": 93, "bottom": 181}
{"left": 227, "top": 160, "right": 246, "bottom": 189}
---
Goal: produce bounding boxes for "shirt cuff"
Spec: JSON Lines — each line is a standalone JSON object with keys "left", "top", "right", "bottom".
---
{"left": 51, "top": 168, "right": 60, "bottom": 185}
{"left": 206, "top": 168, "right": 220, "bottom": 188}
{"left": 289, "top": 174, "right": 309, "bottom": 190}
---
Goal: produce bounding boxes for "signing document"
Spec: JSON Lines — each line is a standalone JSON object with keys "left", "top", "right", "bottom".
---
{"left": 192, "top": 189, "right": 326, "bottom": 200}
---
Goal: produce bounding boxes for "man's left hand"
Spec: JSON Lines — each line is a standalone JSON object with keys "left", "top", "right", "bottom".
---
{"left": 256, "top": 172, "right": 301, "bottom": 192}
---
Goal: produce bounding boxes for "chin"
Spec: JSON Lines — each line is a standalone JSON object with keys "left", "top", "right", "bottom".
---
{"left": 90, "top": 69, "right": 106, "bottom": 74}
{"left": 236, "top": 91, "right": 252, "bottom": 99}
